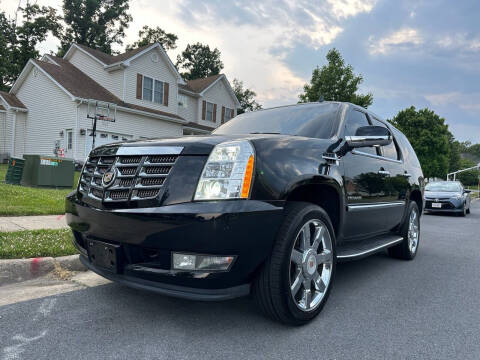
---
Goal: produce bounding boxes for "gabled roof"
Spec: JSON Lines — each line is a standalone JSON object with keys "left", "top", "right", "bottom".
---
{"left": 74, "top": 43, "right": 152, "bottom": 65}
{"left": 33, "top": 56, "right": 119, "bottom": 103}
{"left": 179, "top": 74, "right": 223, "bottom": 93}
{"left": 0, "top": 91, "right": 27, "bottom": 109}
{"left": 64, "top": 43, "right": 186, "bottom": 84}
{"left": 179, "top": 74, "right": 240, "bottom": 108}
{"left": 10, "top": 55, "right": 184, "bottom": 122}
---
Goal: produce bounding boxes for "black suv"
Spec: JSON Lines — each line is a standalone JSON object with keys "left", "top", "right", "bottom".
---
{"left": 66, "top": 102, "right": 424, "bottom": 325}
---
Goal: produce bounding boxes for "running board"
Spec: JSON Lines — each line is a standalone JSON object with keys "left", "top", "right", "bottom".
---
{"left": 336, "top": 234, "right": 403, "bottom": 262}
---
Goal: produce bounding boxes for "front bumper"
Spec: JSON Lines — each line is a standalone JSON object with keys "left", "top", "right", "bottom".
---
{"left": 66, "top": 192, "right": 284, "bottom": 299}
{"left": 424, "top": 198, "right": 464, "bottom": 213}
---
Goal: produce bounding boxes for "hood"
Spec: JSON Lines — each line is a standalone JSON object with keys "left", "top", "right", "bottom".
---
{"left": 89, "top": 133, "right": 331, "bottom": 157}
{"left": 424, "top": 191, "right": 460, "bottom": 198}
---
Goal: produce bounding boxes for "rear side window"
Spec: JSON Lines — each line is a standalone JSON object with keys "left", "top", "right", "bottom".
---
{"left": 370, "top": 118, "right": 399, "bottom": 160}
{"left": 344, "top": 109, "right": 377, "bottom": 155}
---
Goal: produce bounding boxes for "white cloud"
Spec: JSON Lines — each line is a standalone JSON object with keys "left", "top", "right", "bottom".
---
{"left": 436, "top": 33, "right": 480, "bottom": 52}
{"left": 369, "top": 28, "right": 423, "bottom": 55}
{"left": 326, "top": 0, "right": 377, "bottom": 19}
{"left": 425, "top": 91, "right": 480, "bottom": 113}
{"left": 126, "top": 0, "right": 376, "bottom": 107}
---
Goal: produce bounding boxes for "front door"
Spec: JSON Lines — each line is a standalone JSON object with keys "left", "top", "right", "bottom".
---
{"left": 64, "top": 129, "right": 73, "bottom": 158}
{"left": 368, "top": 116, "right": 408, "bottom": 228}
{"left": 342, "top": 108, "right": 392, "bottom": 240}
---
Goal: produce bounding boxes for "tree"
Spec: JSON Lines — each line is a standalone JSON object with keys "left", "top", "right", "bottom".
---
{"left": 176, "top": 43, "right": 224, "bottom": 80}
{"left": 0, "top": 4, "right": 61, "bottom": 91}
{"left": 232, "top": 79, "right": 262, "bottom": 114}
{"left": 299, "top": 48, "right": 373, "bottom": 108}
{"left": 456, "top": 158, "right": 480, "bottom": 186}
{"left": 389, "top": 106, "right": 451, "bottom": 179}
{"left": 126, "top": 26, "right": 177, "bottom": 51}
{"left": 58, "top": 0, "right": 132, "bottom": 56}
{"left": 448, "top": 133, "right": 462, "bottom": 173}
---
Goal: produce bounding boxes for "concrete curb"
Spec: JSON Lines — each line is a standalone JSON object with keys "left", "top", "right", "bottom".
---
{"left": 0, "top": 254, "right": 86, "bottom": 286}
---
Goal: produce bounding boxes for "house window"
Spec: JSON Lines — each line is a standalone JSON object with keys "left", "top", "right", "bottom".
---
{"left": 224, "top": 107, "right": 233, "bottom": 122}
{"left": 111, "top": 135, "right": 119, "bottom": 140}
{"left": 67, "top": 130, "right": 73, "bottom": 150}
{"left": 143, "top": 76, "right": 153, "bottom": 101}
{"left": 206, "top": 102, "right": 214, "bottom": 121}
{"left": 178, "top": 94, "right": 188, "bottom": 108}
{"left": 154, "top": 80, "right": 164, "bottom": 104}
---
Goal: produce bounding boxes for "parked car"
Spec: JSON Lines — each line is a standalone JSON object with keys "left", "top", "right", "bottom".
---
{"left": 424, "top": 181, "right": 471, "bottom": 216}
{"left": 66, "top": 102, "right": 424, "bottom": 325}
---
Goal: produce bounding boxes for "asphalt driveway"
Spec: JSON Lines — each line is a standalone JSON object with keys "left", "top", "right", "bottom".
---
{"left": 1, "top": 201, "right": 479, "bottom": 360}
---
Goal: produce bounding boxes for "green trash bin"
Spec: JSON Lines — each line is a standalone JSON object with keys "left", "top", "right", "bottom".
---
{"left": 5, "top": 157, "right": 25, "bottom": 185}
{"left": 22, "top": 155, "right": 74, "bottom": 188}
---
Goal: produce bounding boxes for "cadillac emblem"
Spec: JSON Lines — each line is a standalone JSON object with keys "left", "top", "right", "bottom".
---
{"left": 102, "top": 167, "right": 117, "bottom": 188}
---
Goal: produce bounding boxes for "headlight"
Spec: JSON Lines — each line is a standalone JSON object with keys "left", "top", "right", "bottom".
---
{"left": 194, "top": 140, "right": 255, "bottom": 200}
{"left": 453, "top": 193, "right": 462, "bottom": 199}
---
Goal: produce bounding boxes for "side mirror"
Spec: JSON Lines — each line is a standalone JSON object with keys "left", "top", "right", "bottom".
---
{"left": 464, "top": 189, "right": 471, "bottom": 193}
{"left": 345, "top": 126, "right": 392, "bottom": 148}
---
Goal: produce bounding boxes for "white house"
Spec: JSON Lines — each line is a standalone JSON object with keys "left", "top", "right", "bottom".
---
{"left": 0, "top": 42, "right": 240, "bottom": 162}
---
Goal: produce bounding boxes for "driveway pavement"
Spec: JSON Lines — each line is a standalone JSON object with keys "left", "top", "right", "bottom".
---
{"left": 0, "top": 215, "right": 67, "bottom": 232}
{"left": 1, "top": 201, "right": 479, "bottom": 359}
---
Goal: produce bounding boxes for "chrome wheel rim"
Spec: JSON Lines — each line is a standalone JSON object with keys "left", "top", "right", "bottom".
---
{"left": 408, "top": 209, "right": 419, "bottom": 254}
{"left": 289, "top": 219, "right": 333, "bottom": 312}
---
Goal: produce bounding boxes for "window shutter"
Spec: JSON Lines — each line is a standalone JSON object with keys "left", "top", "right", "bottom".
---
{"left": 202, "top": 101, "right": 206, "bottom": 120}
{"left": 136, "top": 74, "right": 143, "bottom": 99}
{"left": 163, "top": 82, "right": 169, "bottom": 106}
{"left": 231, "top": 109, "right": 235, "bottom": 118}
{"left": 213, "top": 104, "right": 217, "bottom": 122}
{"left": 221, "top": 106, "right": 225, "bottom": 124}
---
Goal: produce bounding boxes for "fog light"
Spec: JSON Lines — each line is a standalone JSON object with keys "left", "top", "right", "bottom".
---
{"left": 172, "top": 253, "right": 235, "bottom": 272}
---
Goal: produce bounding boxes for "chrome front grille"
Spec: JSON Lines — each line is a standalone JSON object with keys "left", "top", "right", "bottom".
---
{"left": 79, "top": 153, "right": 179, "bottom": 203}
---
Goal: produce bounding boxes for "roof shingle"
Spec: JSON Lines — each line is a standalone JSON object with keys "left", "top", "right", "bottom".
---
{"left": 0, "top": 91, "right": 27, "bottom": 109}
{"left": 179, "top": 74, "right": 223, "bottom": 94}
{"left": 75, "top": 43, "right": 155, "bottom": 65}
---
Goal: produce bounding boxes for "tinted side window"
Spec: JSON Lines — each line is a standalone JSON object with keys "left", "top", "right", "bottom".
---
{"left": 370, "top": 118, "right": 399, "bottom": 160}
{"left": 344, "top": 110, "right": 377, "bottom": 155}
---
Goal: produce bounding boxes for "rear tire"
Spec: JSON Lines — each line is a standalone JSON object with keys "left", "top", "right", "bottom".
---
{"left": 388, "top": 201, "right": 420, "bottom": 260}
{"left": 253, "top": 202, "right": 336, "bottom": 325}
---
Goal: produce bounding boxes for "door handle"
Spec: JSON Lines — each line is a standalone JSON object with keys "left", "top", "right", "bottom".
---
{"left": 378, "top": 170, "right": 390, "bottom": 176}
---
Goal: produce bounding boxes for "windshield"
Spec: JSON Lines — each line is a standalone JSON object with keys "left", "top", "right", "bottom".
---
{"left": 213, "top": 103, "right": 340, "bottom": 139}
{"left": 425, "top": 182, "right": 462, "bottom": 192}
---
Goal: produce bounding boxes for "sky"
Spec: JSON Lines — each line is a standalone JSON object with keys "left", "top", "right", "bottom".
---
{"left": 1, "top": 0, "right": 479, "bottom": 143}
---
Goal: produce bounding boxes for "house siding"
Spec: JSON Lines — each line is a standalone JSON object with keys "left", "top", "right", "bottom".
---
{"left": 0, "top": 111, "right": 8, "bottom": 159}
{"left": 15, "top": 66, "right": 76, "bottom": 158}
{"left": 68, "top": 49, "right": 124, "bottom": 99}
{"left": 14, "top": 112, "right": 27, "bottom": 157}
{"left": 178, "top": 94, "right": 198, "bottom": 123}
{"left": 199, "top": 79, "right": 237, "bottom": 129}
{"left": 76, "top": 104, "right": 183, "bottom": 160}
{"left": 124, "top": 48, "right": 178, "bottom": 115}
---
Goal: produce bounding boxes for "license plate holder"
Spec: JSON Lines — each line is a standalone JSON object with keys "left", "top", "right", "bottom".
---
{"left": 432, "top": 203, "right": 442, "bottom": 208}
{"left": 87, "top": 239, "right": 121, "bottom": 273}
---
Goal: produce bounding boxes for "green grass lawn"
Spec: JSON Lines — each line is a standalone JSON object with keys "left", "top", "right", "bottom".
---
{"left": 0, "top": 229, "right": 76, "bottom": 259}
{"left": 0, "top": 164, "right": 80, "bottom": 216}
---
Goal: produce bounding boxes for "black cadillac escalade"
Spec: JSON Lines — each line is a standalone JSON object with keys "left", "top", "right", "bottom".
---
{"left": 66, "top": 102, "right": 424, "bottom": 325}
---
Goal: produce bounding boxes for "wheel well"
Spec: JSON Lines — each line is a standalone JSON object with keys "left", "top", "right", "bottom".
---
{"left": 286, "top": 184, "right": 341, "bottom": 236}
{"left": 410, "top": 189, "right": 423, "bottom": 212}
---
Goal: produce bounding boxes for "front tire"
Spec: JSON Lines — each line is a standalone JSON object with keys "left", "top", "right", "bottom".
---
{"left": 388, "top": 201, "right": 420, "bottom": 260}
{"left": 253, "top": 202, "right": 336, "bottom": 325}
